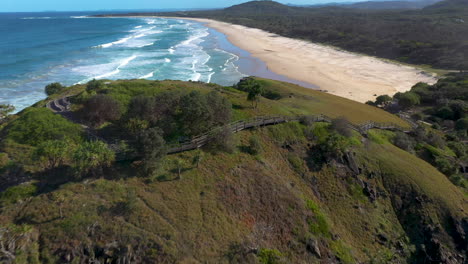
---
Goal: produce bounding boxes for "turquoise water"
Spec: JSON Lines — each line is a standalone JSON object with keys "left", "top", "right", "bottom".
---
{"left": 0, "top": 13, "right": 245, "bottom": 111}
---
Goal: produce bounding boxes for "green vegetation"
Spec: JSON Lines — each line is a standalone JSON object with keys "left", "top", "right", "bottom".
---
{"left": 152, "top": 0, "right": 468, "bottom": 71}
{"left": 306, "top": 199, "right": 331, "bottom": 237}
{"left": 6, "top": 108, "right": 82, "bottom": 146}
{"left": 72, "top": 141, "right": 115, "bottom": 178}
{"left": 45, "top": 82, "right": 65, "bottom": 96}
{"left": 0, "top": 77, "right": 466, "bottom": 263}
{"left": 257, "top": 248, "right": 283, "bottom": 264}
{"left": 369, "top": 73, "right": 468, "bottom": 191}
{"left": 0, "top": 104, "right": 15, "bottom": 120}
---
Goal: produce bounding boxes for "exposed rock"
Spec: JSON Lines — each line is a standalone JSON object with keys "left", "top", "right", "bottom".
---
{"left": 376, "top": 233, "right": 389, "bottom": 245}
{"left": 306, "top": 237, "right": 321, "bottom": 258}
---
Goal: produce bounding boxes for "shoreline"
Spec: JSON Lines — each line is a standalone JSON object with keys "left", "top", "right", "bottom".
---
{"left": 205, "top": 27, "right": 319, "bottom": 90}
{"left": 165, "top": 17, "right": 438, "bottom": 103}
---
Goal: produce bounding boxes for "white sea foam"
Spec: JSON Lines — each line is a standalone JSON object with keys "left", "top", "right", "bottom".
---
{"left": 134, "top": 25, "right": 143, "bottom": 29}
{"left": 21, "top": 17, "right": 52, "bottom": 20}
{"left": 207, "top": 72, "right": 215, "bottom": 83}
{"left": 191, "top": 73, "right": 202, "bottom": 82}
{"left": 139, "top": 72, "right": 154, "bottom": 79}
{"left": 92, "top": 55, "right": 138, "bottom": 79}
{"left": 168, "top": 48, "right": 175, "bottom": 54}
{"left": 135, "top": 42, "right": 155, "bottom": 48}
{"left": 96, "top": 26, "right": 161, "bottom": 48}
{"left": 165, "top": 58, "right": 171, "bottom": 63}
{"left": 70, "top": 16, "right": 88, "bottom": 19}
{"left": 95, "top": 36, "right": 132, "bottom": 48}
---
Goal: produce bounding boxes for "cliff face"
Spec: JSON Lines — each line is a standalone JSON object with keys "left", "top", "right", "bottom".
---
{"left": 1, "top": 125, "right": 466, "bottom": 263}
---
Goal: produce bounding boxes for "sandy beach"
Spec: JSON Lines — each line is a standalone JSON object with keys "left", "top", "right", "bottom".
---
{"left": 171, "top": 17, "right": 437, "bottom": 103}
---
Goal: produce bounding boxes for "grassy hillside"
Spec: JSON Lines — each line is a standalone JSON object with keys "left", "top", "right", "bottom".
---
{"left": 0, "top": 78, "right": 466, "bottom": 263}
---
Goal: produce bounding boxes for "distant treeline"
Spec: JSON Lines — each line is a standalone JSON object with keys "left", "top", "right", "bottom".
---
{"left": 103, "top": 0, "right": 468, "bottom": 70}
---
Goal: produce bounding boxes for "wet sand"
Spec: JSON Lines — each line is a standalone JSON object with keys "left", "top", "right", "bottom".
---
{"left": 178, "top": 17, "right": 438, "bottom": 103}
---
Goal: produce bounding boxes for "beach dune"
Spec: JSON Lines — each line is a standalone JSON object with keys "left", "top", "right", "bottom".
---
{"left": 179, "top": 18, "right": 437, "bottom": 103}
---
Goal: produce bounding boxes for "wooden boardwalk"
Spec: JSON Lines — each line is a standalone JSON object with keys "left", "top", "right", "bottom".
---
{"left": 167, "top": 115, "right": 412, "bottom": 154}
{"left": 46, "top": 97, "right": 413, "bottom": 156}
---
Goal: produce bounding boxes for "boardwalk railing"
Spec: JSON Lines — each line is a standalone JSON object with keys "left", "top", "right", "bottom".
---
{"left": 45, "top": 97, "right": 413, "bottom": 156}
{"left": 166, "top": 114, "right": 412, "bottom": 154}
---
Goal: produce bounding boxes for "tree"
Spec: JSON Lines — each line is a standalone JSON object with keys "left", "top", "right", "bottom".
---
{"left": 398, "top": 92, "right": 420, "bottom": 109}
{"left": 135, "top": 128, "right": 167, "bottom": 174}
{"left": 82, "top": 94, "right": 121, "bottom": 127}
{"left": 173, "top": 158, "right": 184, "bottom": 180}
{"left": 246, "top": 82, "right": 264, "bottom": 109}
{"left": 45, "top": 82, "right": 65, "bottom": 96}
{"left": 375, "top": 95, "right": 392, "bottom": 106}
{"left": 34, "top": 140, "right": 73, "bottom": 170}
{"left": 179, "top": 91, "right": 212, "bottom": 136}
{"left": 192, "top": 149, "right": 204, "bottom": 168}
{"left": 455, "top": 118, "right": 468, "bottom": 131}
{"left": 0, "top": 104, "right": 15, "bottom": 120}
{"left": 207, "top": 91, "right": 232, "bottom": 125}
{"left": 435, "top": 106, "right": 454, "bottom": 120}
{"left": 72, "top": 141, "right": 115, "bottom": 178}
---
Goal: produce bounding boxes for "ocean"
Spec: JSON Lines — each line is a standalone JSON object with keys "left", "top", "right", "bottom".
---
{"left": 0, "top": 12, "right": 247, "bottom": 111}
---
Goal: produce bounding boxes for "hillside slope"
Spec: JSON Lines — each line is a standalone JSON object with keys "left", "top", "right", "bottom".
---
{"left": 0, "top": 78, "right": 466, "bottom": 263}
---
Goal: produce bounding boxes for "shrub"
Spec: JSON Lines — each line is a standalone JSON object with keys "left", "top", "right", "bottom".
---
{"left": 435, "top": 106, "right": 454, "bottom": 120}
{"left": 375, "top": 95, "right": 392, "bottom": 106}
{"left": 86, "top": 79, "right": 105, "bottom": 92}
{"left": 192, "top": 149, "right": 204, "bottom": 168}
{"left": 34, "top": 140, "right": 74, "bottom": 170}
{"left": 0, "top": 153, "right": 9, "bottom": 168}
{"left": 455, "top": 118, "right": 468, "bottom": 131}
{"left": 411, "top": 112, "right": 424, "bottom": 121}
{"left": 398, "top": 92, "right": 420, "bottom": 109}
{"left": 135, "top": 128, "right": 167, "bottom": 174}
{"left": 0, "top": 104, "right": 15, "bottom": 120}
{"left": 248, "top": 135, "right": 262, "bottom": 155}
{"left": 306, "top": 199, "right": 331, "bottom": 237}
{"left": 392, "top": 132, "right": 414, "bottom": 151}
{"left": 288, "top": 154, "right": 305, "bottom": 174}
{"left": 426, "top": 132, "right": 446, "bottom": 149}
{"left": 7, "top": 108, "right": 82, "bottom": 146}
{"left": 449, "top": 100, "right": 467, "bottom": 120}
{"left": 207, "top": 126, "right": 235, "bottom": 153}
{"left": 299, "top": 115, "right": 315, "bottom": 126}
{"left": 257, "top": 248, "right": 282, "bottom": 264}
{"left": 434, "top": 156, "right": 458, "bottom": 176}
{"left": 82, "top": 94, "right": 121, "bottom": 127}
{"left": 0, "top": 184, "right": 37, "bottom": 205}
{"left": 72, "top": 141, "right": 115, "bottom": 178}
{"left": 45, "top": 82, "right": 65, "bottom": 96}
{"left": 331, "top": 117, "right": 352, "bottom": 137}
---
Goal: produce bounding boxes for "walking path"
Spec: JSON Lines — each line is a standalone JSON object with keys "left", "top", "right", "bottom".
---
{"left": 46, "top": 96, "right": 413, "bottom": 156}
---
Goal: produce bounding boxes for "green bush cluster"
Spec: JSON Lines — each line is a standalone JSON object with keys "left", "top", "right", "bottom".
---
{"left": 6, "top": 108, "right": 83, "bottom": 146}
{"left": 45, "top": 82, "right": 65, "bottom": 96}
{"left": 257, "top": 248, "right": 283, "bottom": 264}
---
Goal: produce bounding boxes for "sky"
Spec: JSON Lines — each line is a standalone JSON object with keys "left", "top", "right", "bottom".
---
{"left": 1, "top": 0, "right": 364, "bottom": 12}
